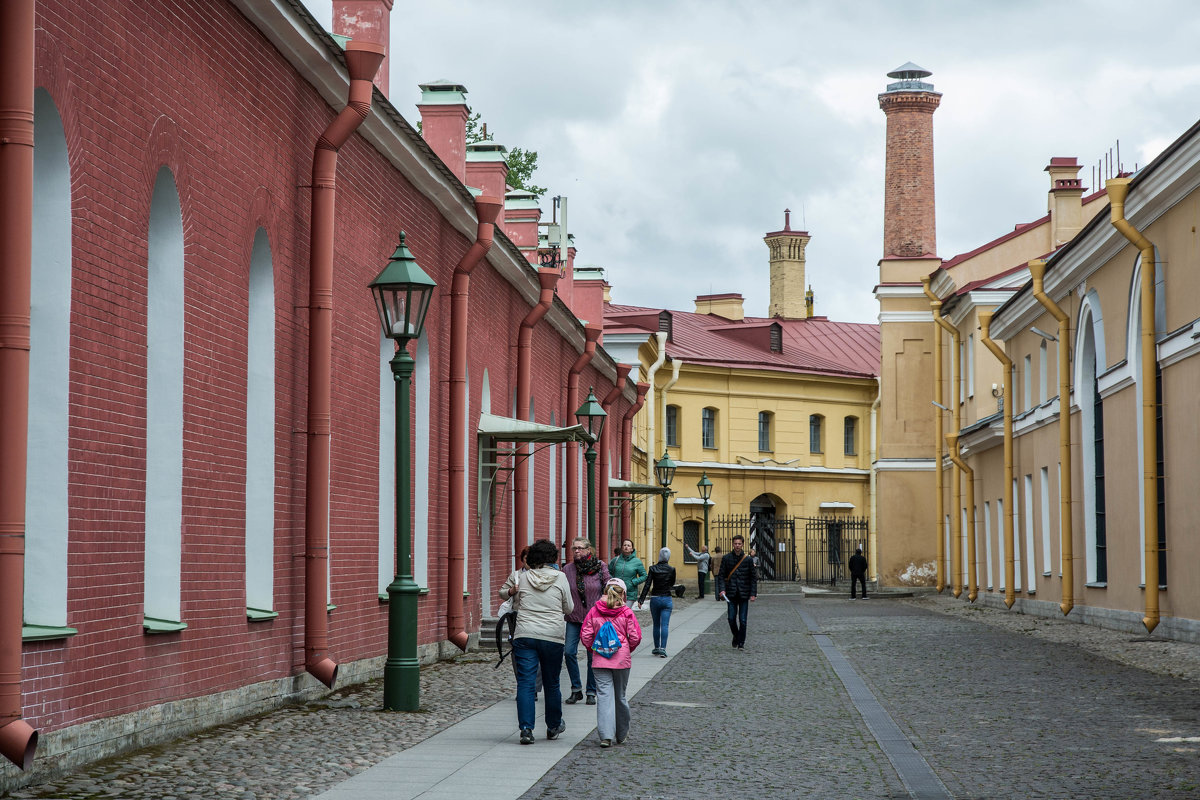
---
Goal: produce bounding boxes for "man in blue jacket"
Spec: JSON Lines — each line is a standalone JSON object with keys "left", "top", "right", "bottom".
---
{"left": 715, "top": 534, "right": 757, "bottom": 650}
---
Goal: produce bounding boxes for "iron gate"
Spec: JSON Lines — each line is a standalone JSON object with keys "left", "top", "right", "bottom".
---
{"left": 803, "top": 516, "right": 868, "bottom": 586}
{"left": 711, "top": 513, "right": 798, "bottom": 581}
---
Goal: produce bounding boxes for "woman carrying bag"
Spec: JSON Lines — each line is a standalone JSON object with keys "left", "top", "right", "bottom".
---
{"left": 580, "top": 578, "right": 642, "bottom": 748}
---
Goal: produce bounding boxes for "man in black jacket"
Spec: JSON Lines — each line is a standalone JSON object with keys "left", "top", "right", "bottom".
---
{"left": 849, "top": 547, "right": 868, "bottom": 599}
{"left": 715, "top": 535, "right": 757, "bottom": 649}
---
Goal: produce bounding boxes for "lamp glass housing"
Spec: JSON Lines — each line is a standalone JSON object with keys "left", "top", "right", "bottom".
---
{"left": 369, "top": 232, "right": 436, "bottom": 341}
{"left": 654, "top": 450, "right": 677, "bottom": 487}
{"left": 574, "top": 388, "right": 607, "bottom": 440}
{"left": 697, "top": 471, "right": 713, "bottom": 501}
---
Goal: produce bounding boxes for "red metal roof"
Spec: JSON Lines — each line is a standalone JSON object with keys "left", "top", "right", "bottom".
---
{"left": 605, "top": 303, "right": 880, "bottom": 378}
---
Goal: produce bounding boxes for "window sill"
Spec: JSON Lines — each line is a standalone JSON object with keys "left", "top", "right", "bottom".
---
{"left": 22, "top": 624, "right": 78, "bottom": 642}
{"left": 246, "top": 607, "right": 278, "bottom": 622}
{"left": 143, "top": 617, "right": 187, "bottom": 634}
{"left": 1085, "top": 582, "right": 1107, "bottom": 589}
{"left": 1138, "top": 584, "right": 1168, "bottom": 591}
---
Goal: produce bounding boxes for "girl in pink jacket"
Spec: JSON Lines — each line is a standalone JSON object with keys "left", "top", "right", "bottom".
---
{"left": 580, "top": 578, "right": 643, "bottom": 747}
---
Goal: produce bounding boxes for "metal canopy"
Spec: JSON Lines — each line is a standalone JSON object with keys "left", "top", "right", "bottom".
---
{"left": 608, "top": 478, "right": 668, "bottom": 495}
{"left": 477, "top": 412, "right": 595, "bottom": 444}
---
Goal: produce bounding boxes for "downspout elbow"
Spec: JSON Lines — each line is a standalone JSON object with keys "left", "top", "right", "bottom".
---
{"left": 1107, "top": 177, "right": 1160, "bottom": 634}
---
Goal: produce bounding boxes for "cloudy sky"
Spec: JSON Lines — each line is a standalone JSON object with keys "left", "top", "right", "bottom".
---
{"left": 311, "top": 1, "right": 1200, "bottom": 324}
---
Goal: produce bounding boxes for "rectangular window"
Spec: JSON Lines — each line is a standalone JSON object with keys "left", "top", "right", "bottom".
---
{"left": 1023, "top": 473, "right": 1036, "bottom": 591}
{"left": 809, "top": 415, "right": 822, "bottom": 454}
{"left": 984, "top": 500, "right": 993, "bottom": 590}
{"left": 702, "top": 408, "right": 716, "bottom": 449}
{"left": 1041, "top": 466, "right": 1052, "bottom": 576}
{"left": 843, "top": 417, "right": 857, "bottom": 456}
{"left": 665, "top": 405, "right": 679, "bottom": 447}
{"left": 758, "top": 412, "right": 771, "bottom": 452}
{"left": 683, "top": 520, "right": 700, "bottom": 562}
{"left": 967, "top": 333, "right": 975, "bottom": 398}
{"left": 1023, "top": 355, "right": 1033, "bottom": 411}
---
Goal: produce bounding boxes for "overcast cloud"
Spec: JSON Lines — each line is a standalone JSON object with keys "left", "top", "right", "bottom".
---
{"left": 310, "top": 1, "right": 1200, "bottom": 324}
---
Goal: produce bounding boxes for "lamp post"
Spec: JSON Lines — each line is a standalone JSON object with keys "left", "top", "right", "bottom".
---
{"left": 369, "top": 232, "right": 436, "bottom": 712}
{"left": 654, "top": 450, "right": 676, "bottom": 549}
{"left": 574, "top": 388, "right": 606, "bottom": 547}
{"left": 697, "top": 472, "right": 713, "bottom": 549}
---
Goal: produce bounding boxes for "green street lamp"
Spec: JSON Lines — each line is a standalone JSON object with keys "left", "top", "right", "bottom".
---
{"left": 697, "top": 472, "right": 713, "bottom": 549}
{"left": 574, "top": 388, "right": 607, "bottom": 547}
{"left": 654, "top": 450, "right": 676, "bottom": 549}
{"left": 369, "top": 232, "right": 436, "bottom": 713}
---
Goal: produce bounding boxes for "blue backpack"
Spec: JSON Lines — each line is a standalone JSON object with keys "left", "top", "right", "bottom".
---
{"left": 592, "top": 619, "right": 622, "bottom": 658}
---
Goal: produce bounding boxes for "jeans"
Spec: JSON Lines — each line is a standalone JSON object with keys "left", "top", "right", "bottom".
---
{"left": 563, "top": 620, "right": 596, "bottom": 696}
{"left": 650, "top": 596, "right": 673, "bottom": 651}
{"left": 851, "top": 575, "right": 868, "bottom": 598}
{"left": 594, "top": 667, "right": 631, "bottom": 742}
{"left": 726, "top": 596, "right": 750, "bottom": 647}
{"left": 513, "top": 637, "right": 564, "bottom": 732}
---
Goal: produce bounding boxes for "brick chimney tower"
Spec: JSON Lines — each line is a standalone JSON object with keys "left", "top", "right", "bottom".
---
{"left": 764, "top": 209, "right": 811, "bottom": 319}
{"left": 878, "top": 62, "right": 941, "bottom": 262}
{"left": 333, "top": 1, "right": 393, "bottom": 95}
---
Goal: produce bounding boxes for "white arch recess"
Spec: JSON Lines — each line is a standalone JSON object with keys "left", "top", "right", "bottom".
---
{"left": 1075, "top": 293, "right": 1104, "bottom": 584}
{"left": 25, "top": 89, "right": 72, "bottom": 631}
{"left": 1126, "top": 250, "right": 1166, "bottom": 580}
{"left": 415, "top": 337, "right": 431, "bottom": 589}
{"left": 480, "top": 369, "right": 492, "bottom": 605}
{"left": 144, "top": 167, "right": 186, "bottom": 627}
{"left": 245, "top": 229, "right": 276, "bottom": 613}
{"left": 378, "top": 336, "right": 395, "bottom": 594}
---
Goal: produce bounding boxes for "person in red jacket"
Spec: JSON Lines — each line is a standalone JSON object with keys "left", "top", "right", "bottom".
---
{"left": 581, "top": 578, "right": 642, "bottom": 747}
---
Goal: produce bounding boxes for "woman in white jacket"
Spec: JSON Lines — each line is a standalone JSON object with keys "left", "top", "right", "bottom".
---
{"left": 500, "top": 539, "right": 573, "bottom": 745}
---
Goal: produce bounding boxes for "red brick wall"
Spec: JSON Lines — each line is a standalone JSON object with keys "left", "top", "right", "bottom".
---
{"left": 24, "top": 0, "right": 632, "bottom": 734}
{"left": 879, "top": 92, "right": 941, "bottom": 259}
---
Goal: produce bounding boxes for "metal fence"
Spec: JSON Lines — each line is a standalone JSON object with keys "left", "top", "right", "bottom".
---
{"left": 711, "top": 513, "right": 868, "bottom": 586}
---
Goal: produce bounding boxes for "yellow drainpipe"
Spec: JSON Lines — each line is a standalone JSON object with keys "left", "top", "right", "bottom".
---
{"left": 1106, "top": 177, "right": 1160, "bottom": 634}
{"left": 978, "top": 309, "right": 1016, "bottom": 609}
{"left": 927, "top": 290, "right": 962, "bottom": 597}
{"left": 921, "top": 277, "right": 946, "bottom": 594}
{"left": 944, "top": 434, "right": 976, "bottom": 601}
{"left": 1028, "top": 259, "right": 1075, "bottom": 617}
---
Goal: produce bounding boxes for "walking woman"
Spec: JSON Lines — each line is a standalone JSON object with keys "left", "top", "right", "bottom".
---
{"left": 581, "top": 578, "right": 642, "bottom": 748}
{"left": 637, "top": 547, "right": 677, "bottom": 657}
{"left": 562, "top": 537, "right": 610, "bottom": 705}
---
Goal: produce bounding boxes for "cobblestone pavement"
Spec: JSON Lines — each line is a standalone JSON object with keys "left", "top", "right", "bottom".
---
{"left": 524, "top": 594, "right": 1200, "bottom": 799}
{"left": 7, "top": 593, "right": 1200, "bottom": 799}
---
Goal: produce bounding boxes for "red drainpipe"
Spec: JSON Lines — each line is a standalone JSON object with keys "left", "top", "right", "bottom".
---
{"left": 564, "top": 323, "right": 601, "bottom": 543}
{"left": 512, "top": 268, "right": 560, "bottom": 567}
{"left": 304, "top": 40, "right": 386, "bottom": 689}
{"left": 446, "top": 195, "right": 502, "bottom": 651}
{"left": 597, "top": 365, "right": 630, "bottom": 560}
{"left": 620, "top": 382, "right": 649, "bottom": 541}
{"left": 0, "top": 0, "right": 38, "bottom": 771}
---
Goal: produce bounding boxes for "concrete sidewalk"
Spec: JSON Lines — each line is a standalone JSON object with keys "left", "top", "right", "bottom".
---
{"left": 313, "top": 599, "right": 727, "bottom": 800}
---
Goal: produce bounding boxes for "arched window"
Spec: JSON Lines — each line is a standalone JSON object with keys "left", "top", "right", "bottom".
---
{"left": 144, "top": 167, "right": 185, "bottom": 630}
{"left": 758, "top": 411, "right": 773, "bottom": 452}
{"left": 245, "top": 229, "right": 276, "bottom": 617}
{"left": 414, "top": 337, "right": 431, "bottom": 588}
{"left": 25, "top": 89, "right": 73, "bottom": 634}
{"left": 1128, "top": 251, "right": 1167, "bottom": 586}
{"left": 378, "top": 336, "right": 395, "bottom": 596}
{"left": 809, "top": 414, "right": 824, "bottom": 454}
{"left": 701, "top": 407, "right": 717, "bottom": 449}
{"left": 1077, "top": 295, "right": 1107, "bottom": 584}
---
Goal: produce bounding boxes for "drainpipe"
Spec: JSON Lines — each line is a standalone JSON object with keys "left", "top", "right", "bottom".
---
{"left": 978, "top": 309, "right": 1016, "bottom": 609}
{"left": 445, "top": 195, "right": 502, "bottom": 652}
{"left": 620, "top": 382, "right": 649, "bottom": 541}
{"left": 598, "top": 365, "right": 631, "bottom": 559}
{"left": 869, "top": 378, "right": 881, "bottom": 583}
{"left": 304, "top": 40, "right": 386, "bottom": 688}
{"left": 565, "top": 323, "right": 602, "bottom": 543}
{"left": 641, "top": 334, "right": 668, "bottom": 543}
{"left": 945, "top": 435, "right": 977, "bottom": 602}
{"left": 1106, "top": 177, "right": 1160, "bottom": 633}
{"left": 512, "top": 268, "right": 560, "bottom": 567}
{"left": 0, "top": 0, "right": 38, "bottom": 771}
{"left": 655, "top": 359, "right": 681, "bottom": 556}
{"left": 921, "top": 277, "right": 947, "bottom": 593}
{"left": 1028, "top": 258, "right": 1075, "bottom": 617}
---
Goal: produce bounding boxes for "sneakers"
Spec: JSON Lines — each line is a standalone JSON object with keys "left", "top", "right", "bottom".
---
{"left": 586, "top": 694, "right": 596, "bottom": 705}
{"left": 519, "top": 728, "right": 534, "bottom": 745}
{"left": 616, "top": 734, "right": 628, "bottom": 745}
{"left": 565, "top": 689, "right": 584, "bottom": 705}
{"left": 547, "top": 722, "right": 566, "bottom": 740}
{"left": 657, "top": 650, "right": 668, "bottom": 658}
{"left": 599, "top": 739, "right": 612, "bottom": 748}
{"left": 651, "top": 647, "right": 663, "bottom": 656}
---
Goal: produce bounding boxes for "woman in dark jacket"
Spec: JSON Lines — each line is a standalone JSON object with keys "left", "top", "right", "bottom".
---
{"left": 562, "top": 537, "right": 610, "bottom": 704}
{"left": 638, "top": 547, "right": 677, "bottom": 657}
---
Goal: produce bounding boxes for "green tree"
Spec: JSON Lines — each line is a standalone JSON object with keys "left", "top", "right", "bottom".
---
{"left": 464, "top": 113, "right": 546, "bottom": 199}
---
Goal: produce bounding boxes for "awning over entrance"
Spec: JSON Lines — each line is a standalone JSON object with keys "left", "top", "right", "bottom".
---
{"left": 477, "top": 412, "right": 596, "bottom": 444}
{"left": 608, "top": 478, "right": 667, "bottom": 495}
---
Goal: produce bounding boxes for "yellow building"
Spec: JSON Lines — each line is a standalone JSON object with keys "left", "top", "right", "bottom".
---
{"left": 880, "top": 63, "right": 1200, "bottom": 641}
{"left": 603, "top": 215, "right": 880, "bottom": 592}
